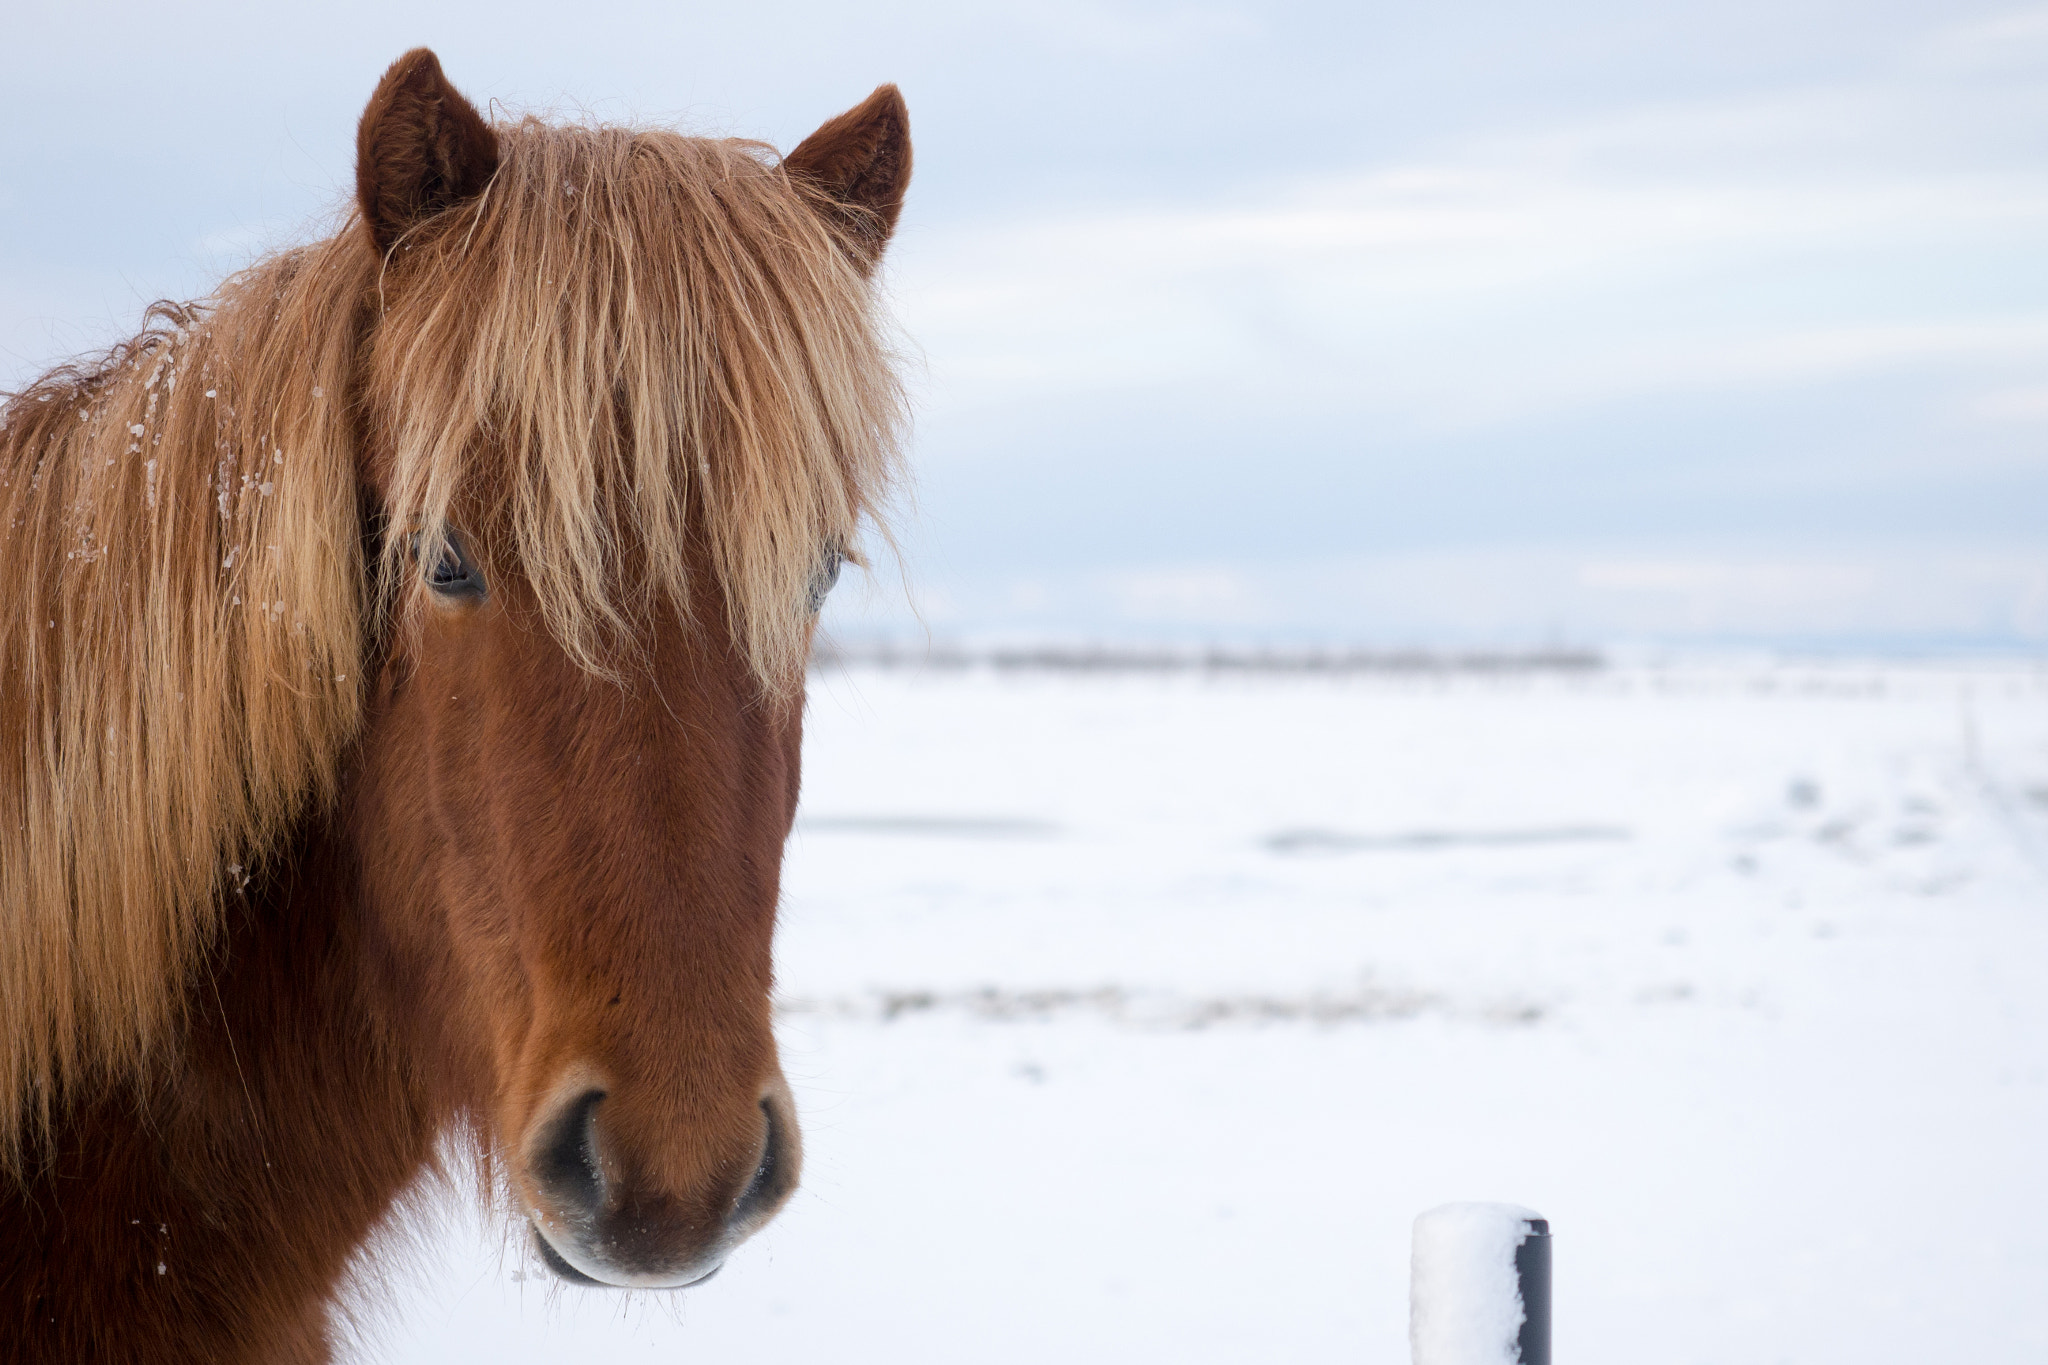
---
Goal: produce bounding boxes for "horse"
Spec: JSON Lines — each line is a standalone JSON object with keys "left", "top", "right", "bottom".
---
{"left": 0, "top": 49, "right": 909, "bottom": 1362}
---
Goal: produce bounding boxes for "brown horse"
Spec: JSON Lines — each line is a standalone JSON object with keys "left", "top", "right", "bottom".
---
{"left": 0, "top": 49, "right": 908, "bottom": 1361}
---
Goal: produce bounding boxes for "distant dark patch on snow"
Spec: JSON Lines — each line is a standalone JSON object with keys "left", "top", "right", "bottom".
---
{"left": 777, "top": 985, "right": 1546, "bottom": 1029}
{"left": 797, "top": 815, "right": 1060, "bottom": 838}
{"left": 813, "top": 641, "right": 1605, "bottom": 676}
{"left": 1264, "top": 825, "right": 1632, "bottom": 854}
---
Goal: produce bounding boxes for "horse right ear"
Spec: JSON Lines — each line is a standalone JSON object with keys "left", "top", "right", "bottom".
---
{"left": 355, "top": 48, "right": 500, "bottom": 256}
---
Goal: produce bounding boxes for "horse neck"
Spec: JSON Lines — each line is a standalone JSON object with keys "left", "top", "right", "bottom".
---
{"left": 2, "top": 809, "right": 440, "bottom": 1365}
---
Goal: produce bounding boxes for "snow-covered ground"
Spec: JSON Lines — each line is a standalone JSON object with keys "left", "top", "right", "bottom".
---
{"left": 354, "top": 661, "right": 2048, "bottom": 1364}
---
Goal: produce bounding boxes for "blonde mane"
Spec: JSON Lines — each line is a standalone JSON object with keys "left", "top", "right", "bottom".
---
{"left": 0, "top": 116, "right": 904, "bottom": 1154}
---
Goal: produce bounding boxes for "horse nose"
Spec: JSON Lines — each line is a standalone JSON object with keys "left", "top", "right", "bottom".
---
{"left": 525, "top": 1080, "right": 800, "bottom": 1288}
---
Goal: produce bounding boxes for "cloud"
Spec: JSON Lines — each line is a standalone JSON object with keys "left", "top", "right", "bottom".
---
{"left": 1926, "top": 5, "right": 2048, "bottom": 71}
{"left": 978, "top": 0, "right": 1262, "bottom": 56}
{"left": 1105, "top": 567, "right": 1268, "bottom": 624}
{"left": 192, "top": 218, "right": 304, "bottom": 266}
{"left": 1968, "top": 384, "right": 2048, "bottom": 424}
{"left": 827, "top": 543, "right": 2048, "bottom": 647}
{"left": 892, "top": 45, "right": 2048, "bottom": 433}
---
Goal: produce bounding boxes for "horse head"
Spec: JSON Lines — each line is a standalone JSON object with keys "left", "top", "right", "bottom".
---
{"left": 342, "top": 51, "right": 908, "bottom": 1289}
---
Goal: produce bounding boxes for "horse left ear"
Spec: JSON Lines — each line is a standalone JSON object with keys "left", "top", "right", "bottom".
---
{"left": 784, "top": 85, "right": 912, "bottom": 273}
{"left": 355, "top": 48, "right": 500, "bottom": 256}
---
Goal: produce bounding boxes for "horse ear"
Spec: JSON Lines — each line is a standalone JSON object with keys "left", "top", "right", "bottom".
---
{"left": 784, "top": 85, "right": 912, "bottom": 273}
{"left": 355, "top": 48, "right": 500, "bottom": 256}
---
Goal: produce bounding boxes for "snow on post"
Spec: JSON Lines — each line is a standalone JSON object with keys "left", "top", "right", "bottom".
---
{"left": 1410, "top": 1203, "right": 1551, "bottom": 1365}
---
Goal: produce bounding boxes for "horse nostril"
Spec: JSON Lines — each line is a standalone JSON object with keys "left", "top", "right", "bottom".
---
{"left": 532, "top": 1088, "right": 607, "bottom": 1217}
{"left": 731, "top": 1096, "right": 797, "bottom": 1230}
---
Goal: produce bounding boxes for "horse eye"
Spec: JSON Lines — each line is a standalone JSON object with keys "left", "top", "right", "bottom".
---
{"left": 409, "top": 529, "right": 486, "bottom": 601}
{"left": 807, "top": 546, "right": 844, "bottom": 614}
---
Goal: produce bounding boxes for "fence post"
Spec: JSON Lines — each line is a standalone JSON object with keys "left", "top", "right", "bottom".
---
{"left": 1410, "top": 1203, "right": 1550, "bottom": 1365}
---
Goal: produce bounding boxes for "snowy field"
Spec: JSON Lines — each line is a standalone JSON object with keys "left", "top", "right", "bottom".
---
{"left": 353, "top": 661, "right": 2048, "bottom": 1364}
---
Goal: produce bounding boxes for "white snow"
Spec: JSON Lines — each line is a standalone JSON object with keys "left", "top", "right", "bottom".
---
{"left": 1410, "top": 1202, "right": 1542, "bottom": 1365}
{"left": 353, "top": 660, "right": 2048, "bottom": 1364}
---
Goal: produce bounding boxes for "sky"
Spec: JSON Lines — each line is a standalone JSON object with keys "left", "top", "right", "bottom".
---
{"left": 4, "top": 0, "right": 2046, "bottom": 649}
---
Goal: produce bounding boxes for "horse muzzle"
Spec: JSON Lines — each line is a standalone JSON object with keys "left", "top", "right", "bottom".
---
{"left": 522, "top": 1077, "right": 801, "bottom": 1288}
